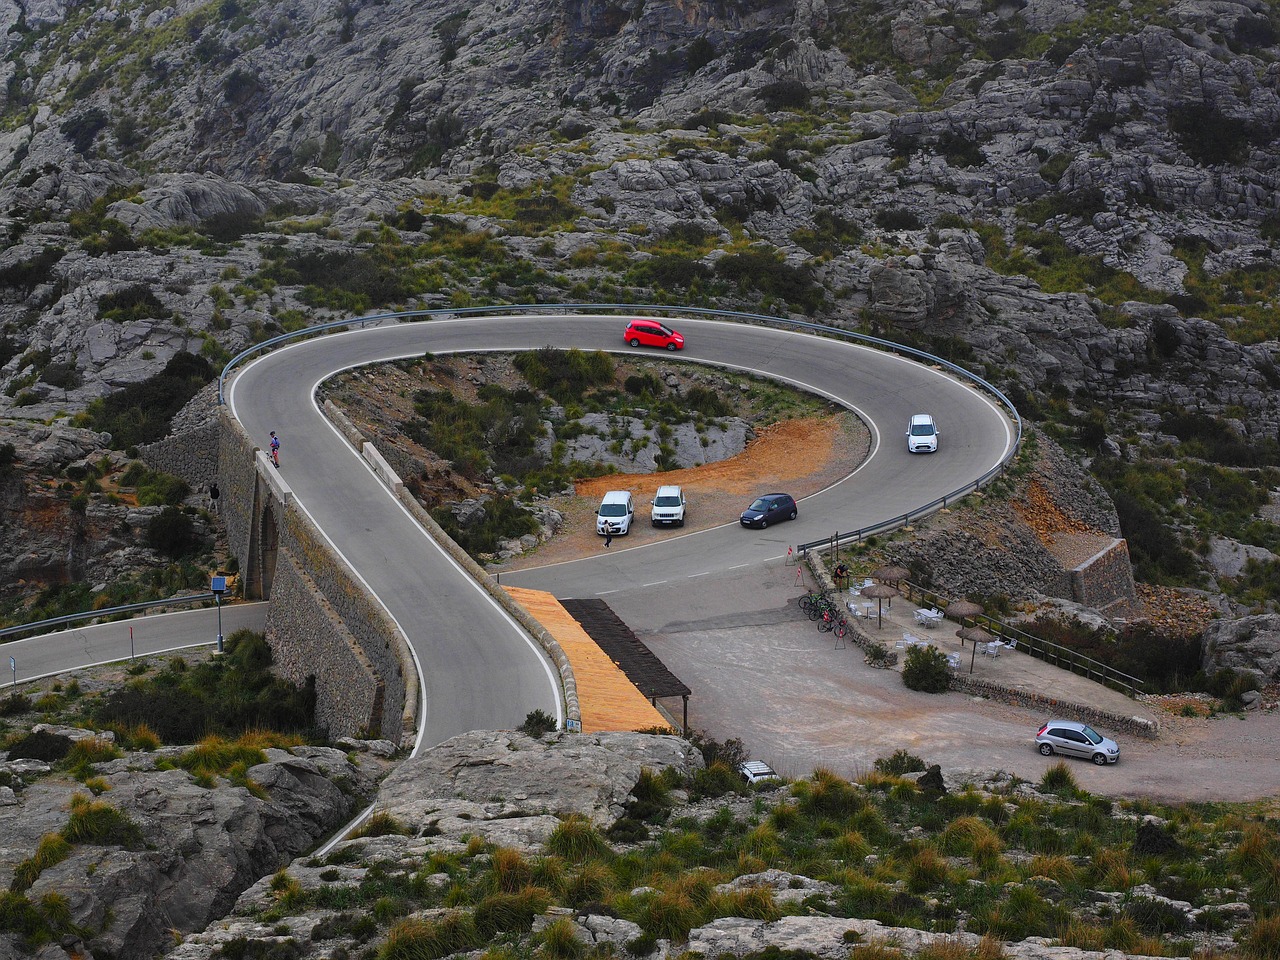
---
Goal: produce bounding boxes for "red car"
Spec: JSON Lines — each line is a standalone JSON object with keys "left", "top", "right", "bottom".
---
{"left": 624, "top": 319, "right": 684, "bottom": 351}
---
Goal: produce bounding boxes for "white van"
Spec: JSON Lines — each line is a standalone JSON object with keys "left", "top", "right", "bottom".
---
{"left": 907, "top": 413, "right": 940, "bottom": 453}
{"left": 596, "top": 490, "right": 634, "bottom": 536}
{"left": 651, "top": 485, "right": 686, "bottom": 527}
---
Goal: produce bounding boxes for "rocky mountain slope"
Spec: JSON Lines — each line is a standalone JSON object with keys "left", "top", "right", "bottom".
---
{"left": 1, "top": 0, "right": 1277, "bottom": 434}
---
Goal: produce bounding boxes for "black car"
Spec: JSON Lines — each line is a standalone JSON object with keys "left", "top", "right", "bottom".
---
{"left": 740, "top": 493, "right": 798, "bottom": 529}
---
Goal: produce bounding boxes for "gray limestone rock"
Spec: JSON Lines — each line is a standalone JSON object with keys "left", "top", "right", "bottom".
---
{"left": 1202, "top": 615, "right": 1280, "bottom": 682}
{"left": 376, "top": 730, "right": 701, "bottom": 829}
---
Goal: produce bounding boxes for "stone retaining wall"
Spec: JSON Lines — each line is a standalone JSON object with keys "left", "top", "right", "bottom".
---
{"left": 1072, "top": 538, "right": 1137, "bottom": 608}
{"left": 948, "top": 673, "right": 1159, "bottom": 738}
{"left": 274, "top": 487, "right": 411, "bottom": 743}
{"left": 266, "top": 551, "right": 382, "bottom": 738}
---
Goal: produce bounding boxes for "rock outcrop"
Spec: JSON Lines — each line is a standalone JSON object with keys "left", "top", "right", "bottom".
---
{"left": 1202, "top": 614, "right": 1280, "bottom": 683}
{"left": 0, "top": 739, "right": 379, "bottom": 960}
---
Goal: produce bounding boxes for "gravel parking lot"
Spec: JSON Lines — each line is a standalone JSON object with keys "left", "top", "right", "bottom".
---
{"left": 610, "top": 567, "right": 1280, "bottom": 805}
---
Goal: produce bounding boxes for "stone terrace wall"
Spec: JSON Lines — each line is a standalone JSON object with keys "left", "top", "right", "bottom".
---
{"left": 1072, "top": 538, "right": 1137, "bottom": 609}
{"left": 949, "top": 673, "right": 1159, "bottom": 738}
{"left": 266, "top": 551, "right": 382, "bottom": 739}
{"left": 137, "top": 383, "right": 221, "bottom": 493}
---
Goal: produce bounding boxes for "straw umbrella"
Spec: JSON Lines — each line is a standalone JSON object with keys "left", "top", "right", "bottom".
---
{"left": 870, "top": 564, "right": 910, "bottom": 585}
{"left": 945, "top": 599, "right": 984, "bottom": 625}
{"left": 861, "top": 582, "right": 899, "bottom": 629}
{"left": 957, "top": 625, "right": 993, "bottom": 674}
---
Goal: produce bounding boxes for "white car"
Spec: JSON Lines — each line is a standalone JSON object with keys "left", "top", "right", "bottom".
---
{"left": 1036, "top": 720, "right": 1120, "bottom": 765}
{"left": 651, "top": 485, "right": 686, "bottom": 527}
{"left": 907, "top": 413, "right": 939, "bottom": 453}
{"left": 737, "top": 760, "right": 781, "bottom": 785}
{"left": 596, "top": 490, "right": 634, "bottom": 536}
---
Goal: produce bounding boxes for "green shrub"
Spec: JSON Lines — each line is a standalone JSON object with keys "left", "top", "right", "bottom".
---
{"left": 690, "top": 761, "right": 745, "bottom": 800}
{"left": 147, "top": 507, "right": 198, "bottom": 558}
{"left": 5, "top": 730, "right": 73, "bottom": 762}
{"left": 0, "top": 694, "right": 32, "bottom": 716}
{"left": 1038, "top": 761, "right": 1077, "bottom": 795}
{"left": 875, "top": 208, "right": 923, "bottom": 231}
{"left": 874, "top": 750, "right": 926, "bottom": 776}
{"left": 513, "top": 347, "right": 615, "bottom": 403}
{"left": 0, "top": 247, "right": 64, "bottom": 294}
{"left": 97, "top": 284, "right": 171, "bottom": 323}
{"left": 545, "top": 815, "right": 613, "bottom": 864}
{"left": 796, "top": 768, "right": 867, "bottom": 818}
{"left": 351, "top": 811, "right": 411, "bottom": 838}
{"left": 714, "top": 250, "right": 823, "bottom": 314}
{"left": 759, "top": 79, "right": 809, "bottom": 110}
{"left": 81, "top": 351, "right": 213, "bottom": 448}
{"left": 1123, "top": 896, "right": 1189, "bottom": 935}
{"left": 63, "top": 793, "right": 145, "bottom": 848}
{"left": 92, "top": 629, "right": 317, "bottom": 743}
{"left": 519, "top": 709, "right": 558, "bottom": 738}
{"left": 901, "top": 645, "right": 951, "bottom": 693}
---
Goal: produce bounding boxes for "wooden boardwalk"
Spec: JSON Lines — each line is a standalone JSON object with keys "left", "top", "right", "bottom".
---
{"left": 504, "top": 587, "right": 671, "bottom": 733}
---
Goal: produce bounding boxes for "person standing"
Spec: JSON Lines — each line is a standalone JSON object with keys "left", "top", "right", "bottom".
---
{"left": 604, "top": 527, "right": 613, "bottom": 548}
{"left": 269, "top": 431, "right": 280, "bottom": 468}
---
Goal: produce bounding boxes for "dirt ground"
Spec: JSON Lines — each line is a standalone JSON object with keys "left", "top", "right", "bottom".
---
{"left": 494, "top": 413, "right": 869, "bottom": 571}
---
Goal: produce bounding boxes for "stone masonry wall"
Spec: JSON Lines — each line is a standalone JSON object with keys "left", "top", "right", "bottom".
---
{"left": 1071, "top": 538, "right": 1137, "bottom": 609}
{"left": 266, "top": 551, "right": 382, "bottom": 739}
{"left": 136, "top": 382, "right": 222, "bottom": 493}
{"left": 275, "top": 495, "right": 411, "bottom": 744}
{"left": 217, "top": 411, "right": 260, "bottom": 577}
{"left": 949, "top": 673, "right": 1159, "bottom": 738}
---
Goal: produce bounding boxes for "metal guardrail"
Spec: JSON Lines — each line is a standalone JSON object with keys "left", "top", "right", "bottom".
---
{"left": 903, "top": 581, "right": 1144, "bottom": 697}
{"left": 0, "top": 593, "right": 217, "bottom": 642}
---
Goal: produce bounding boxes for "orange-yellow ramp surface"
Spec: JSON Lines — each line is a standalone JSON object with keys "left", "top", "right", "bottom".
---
{"left": 504, "top": 587, "right": 670, "bottom": 733}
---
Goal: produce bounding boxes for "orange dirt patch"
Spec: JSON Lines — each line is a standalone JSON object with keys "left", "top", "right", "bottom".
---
{"left": 574, "top": 417, "right": 845, "bottom": 502}
{"left": 494, "top": 411, "right": 869, "bottom": 571}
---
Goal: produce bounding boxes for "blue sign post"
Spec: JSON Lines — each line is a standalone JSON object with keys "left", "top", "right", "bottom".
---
{"left": 9, "top": 656, "right": 14, "bottom": 688}
{"left": 211, "top": 576, "right": 228, "bottom": 654}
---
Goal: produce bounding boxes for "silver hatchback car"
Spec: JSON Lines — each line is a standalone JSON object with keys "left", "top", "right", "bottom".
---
{"left": 1036, "top": 719, "right": 1120, "bottom": 765}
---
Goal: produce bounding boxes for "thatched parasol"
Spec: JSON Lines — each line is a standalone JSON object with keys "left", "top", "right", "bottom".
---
{"left": 957, "top": 624, "right": 994, "bottom": 674}
{"left": 870, "top": 564, "right": 910, "bottom": 584}
{"left": 860, "top": 582, "right": 900, "bottom": 629}
{"left": 945, "top": 600, "right": 984, "bottom": 624}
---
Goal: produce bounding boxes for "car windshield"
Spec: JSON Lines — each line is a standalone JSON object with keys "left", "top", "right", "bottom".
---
{"left": 599, "top": 504, "right": 628, "bottom": 517}
{"left": 654, "top": 495, "right": 681, "bottom": 506}
{"left": 911, "top": 423, "right": 935, "bottom": 436}
{"left": 1080, "top": 725, "right": 1103, "bottom": 744}
{"left": 747, "top": 498, "right": 770, "bottom": 511}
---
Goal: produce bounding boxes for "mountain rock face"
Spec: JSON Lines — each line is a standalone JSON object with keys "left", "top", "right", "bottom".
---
{"left": 0, "top": 0, "right": 1277, "bottom": 446}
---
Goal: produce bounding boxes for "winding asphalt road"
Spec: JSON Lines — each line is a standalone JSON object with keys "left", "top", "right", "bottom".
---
{"left": 16, "top": 315, "right": 1016, "bottom": 751}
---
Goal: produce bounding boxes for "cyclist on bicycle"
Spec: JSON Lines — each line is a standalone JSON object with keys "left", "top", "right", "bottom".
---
{"left": 269, "top": 431, "right": 280, "bottom": 467}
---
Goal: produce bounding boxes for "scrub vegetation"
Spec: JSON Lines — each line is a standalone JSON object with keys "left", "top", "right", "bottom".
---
{"left": 229, "top": 751, "right": 1280, "bottom": 960}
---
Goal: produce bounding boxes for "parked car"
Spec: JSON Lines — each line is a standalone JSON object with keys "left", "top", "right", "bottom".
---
{"left": 737, "top": 760, "right": 781, "bottom": 785}
{"left": 1036, "top": 719, "right": 1120, "bottom": 765}
{"left": 651, "top": 484, "right": 686, "bottom": 527}
{"left": 624, "top": 319, "right": 685, "bottom": 351}
{"left": 906, "top": 413, "right": 940, "bottom": 453}
{"left": 740, "top": 493, "right": 797, "bottom": 529}
{"left": 596, "top": 490, "right": 635, "bottom": 536}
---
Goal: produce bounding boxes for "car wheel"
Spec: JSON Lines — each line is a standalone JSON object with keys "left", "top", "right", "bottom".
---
{"left": 628, "top": 338, "right": 641, "bottom": 347}
{"left": 1038, "top": 743, "right": 1054, "bottom": 756}
{"left": 652, "top": 520, "right": 659, "bottom": 527}
{"left": 1092, "top": 753, "right": 1109, "bottom": 766}
{"left": 677, "top": 518, "right": 684, "bottom": 527}
{"left": 759, "top": 518, "right": 768, "bottom": 529}
{"left": 666, "top": 342, "right": 677, "bottom": 351}
{"left": 788, "top": 509, "right": 797, "bottom": 521}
